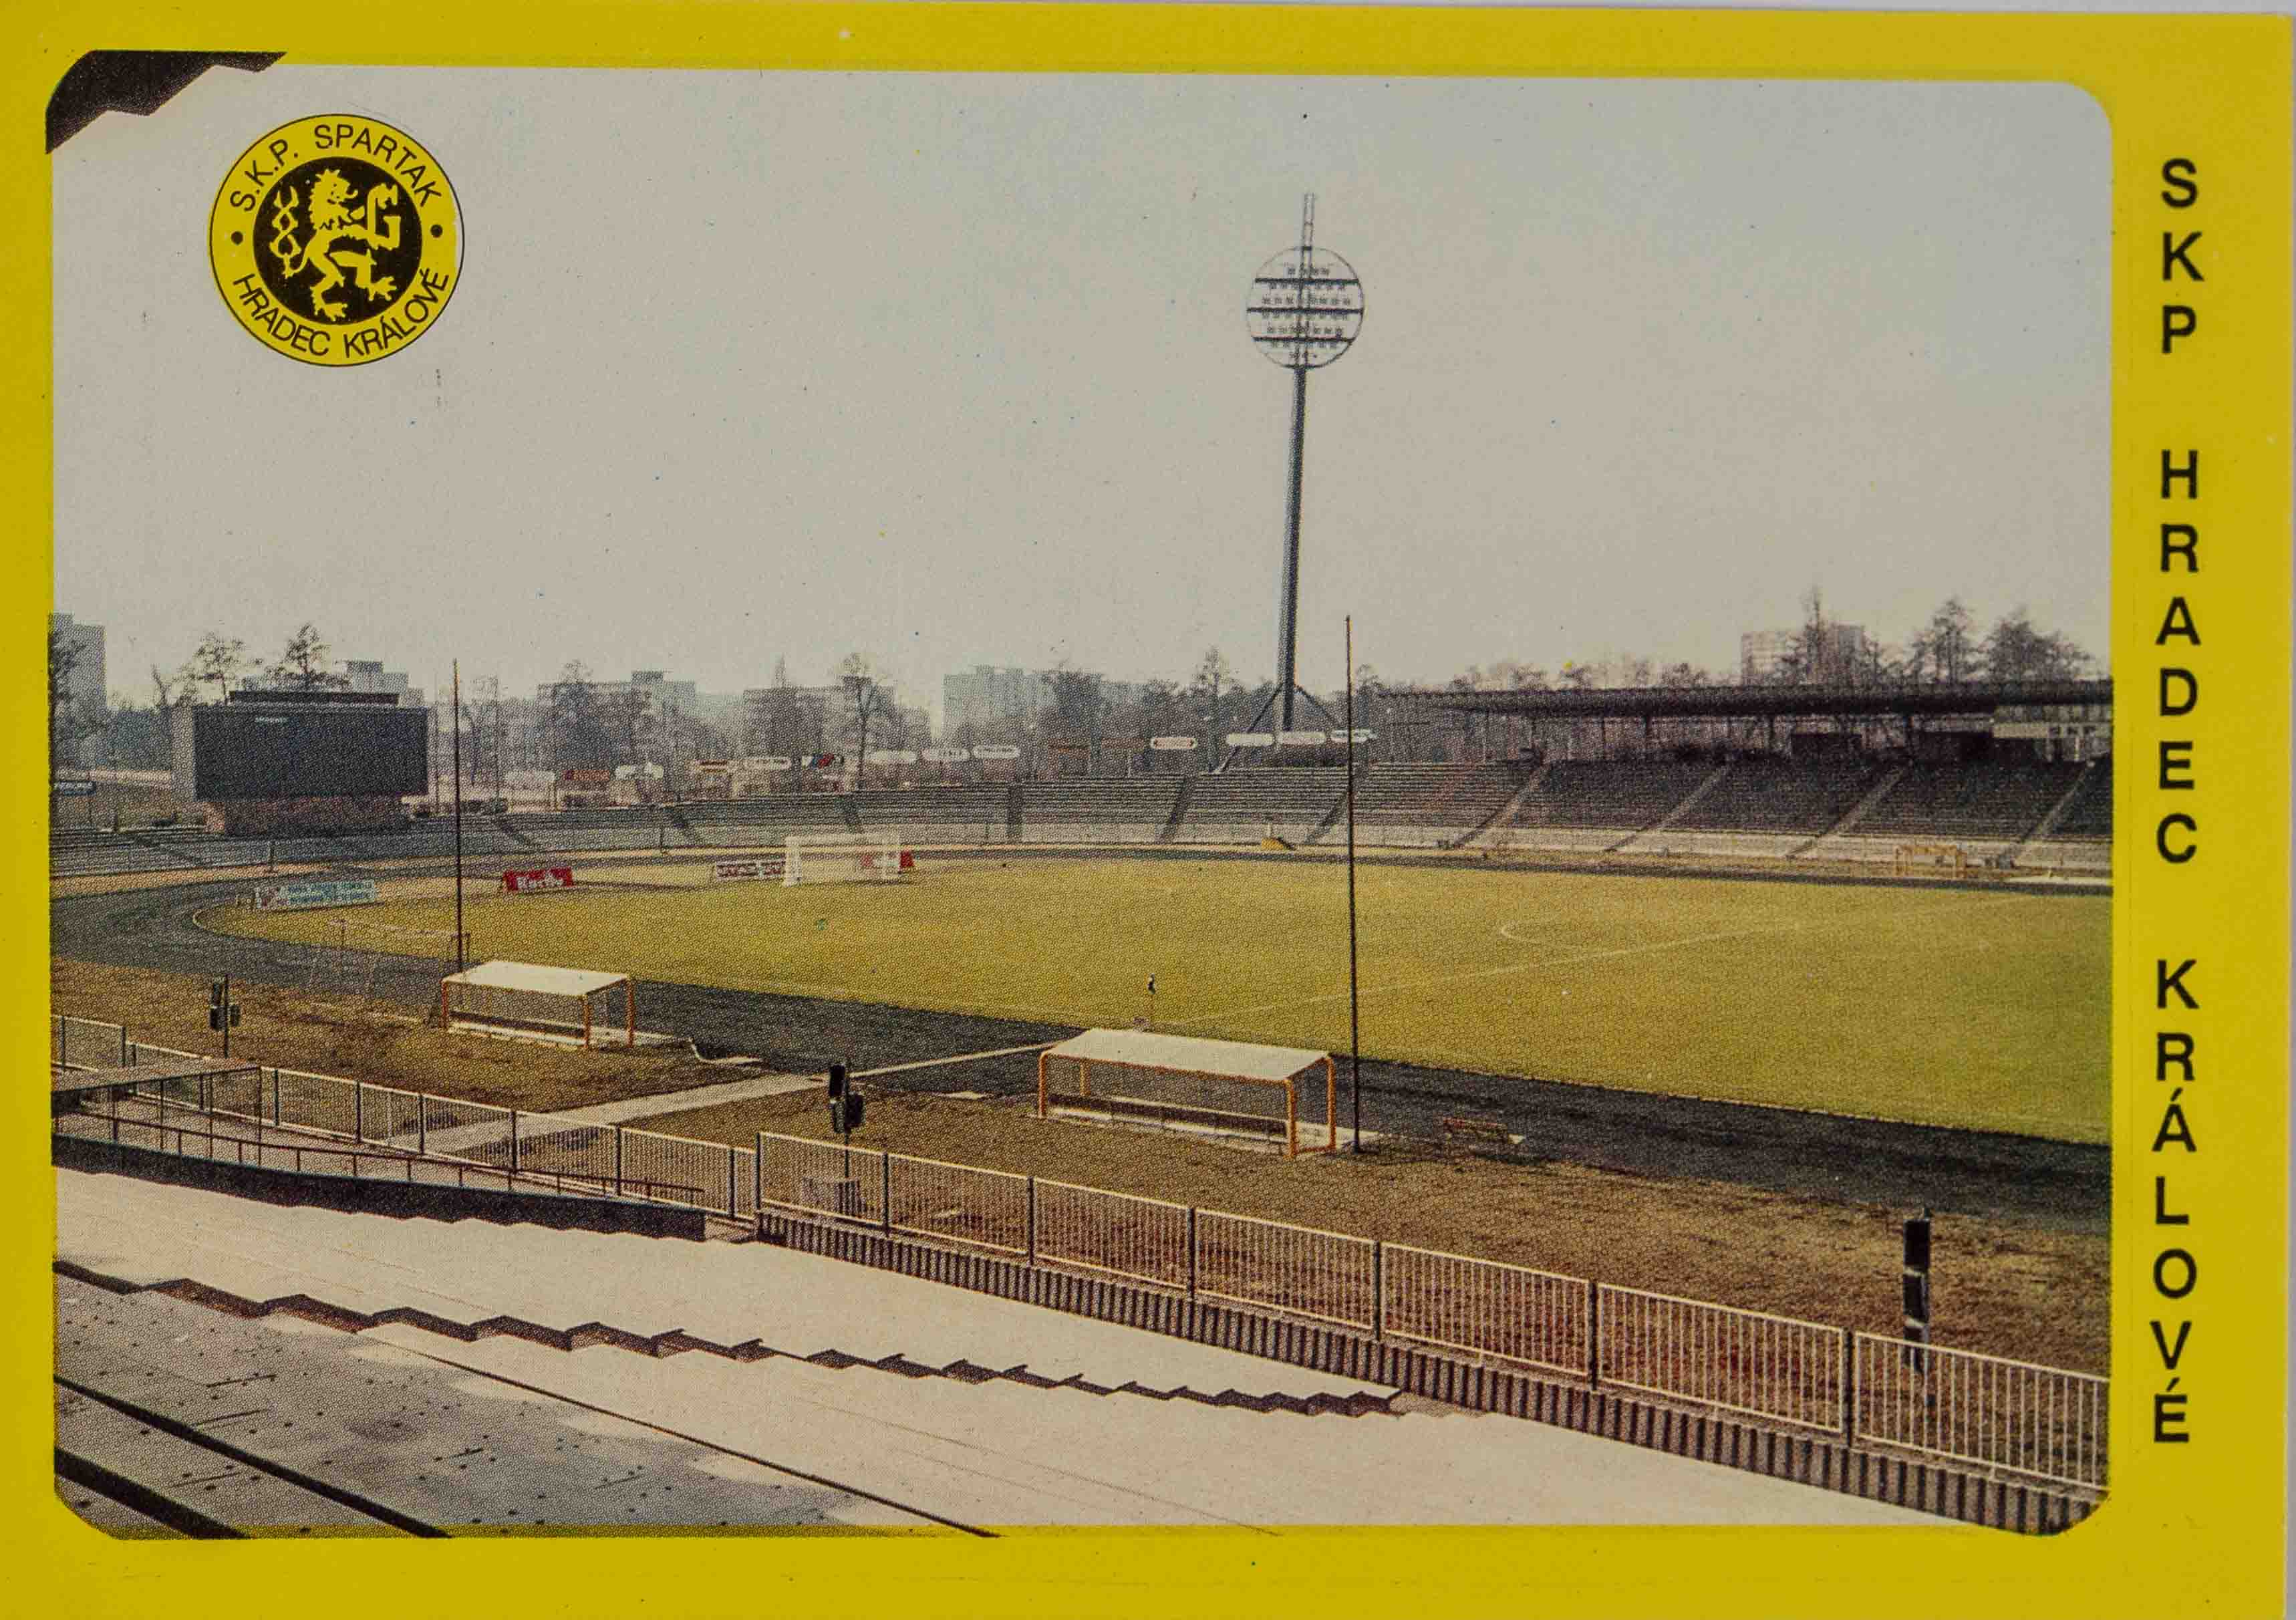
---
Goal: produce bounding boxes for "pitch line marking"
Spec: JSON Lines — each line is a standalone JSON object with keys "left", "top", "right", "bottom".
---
{"left": 1173, "top": 890, "right": 2048, "bottom": 1033}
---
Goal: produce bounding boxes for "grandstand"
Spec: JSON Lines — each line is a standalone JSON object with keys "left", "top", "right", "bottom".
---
{"left": 1670, "top": 758, "right": 1887, "bottom": 835}
{"left": 51, "top": 754, "right": 2120, "bottom": 878}
{"left": 1854, "top": 761, "right": 2087, "bottom": 843}
{"left": 1173, "top": 768, "right": 1346, "bottom": 845}
{"left": 1023, "top": 777, "right": 1181, "bottom": 845}
{"left": 1486, "top": 760, "right": 1718, "bottom": 852}
{"left": 2047, "top": 758, "right": 2113, "bottom": 839}
{"left": 1335, "top": 762, "right": 1525, "bottom": 847}
{"left": 55, "top": 680, "right": 2115, "bottom": 882}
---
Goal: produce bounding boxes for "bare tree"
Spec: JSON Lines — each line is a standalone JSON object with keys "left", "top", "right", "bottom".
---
{"left": 49, "top": 631, "right": 92, "bottom": 771}
{"left": 1042, "top": 664, "right": 1107, "bottom": 774}
{"left": 1189, "top": 648, "right": 1234, "bottom": 755}
{"left": 839, "top": 653, "right": 889, "bottom": 787}
{"left": 1908, "top": 597, "right": 1978, "bottom": 684}
{"left": 267, "top": 623, "right": 347, "bottom": 690}
{"left": 546, "top": 660, "right": 612, "bottom": 771}
{"left": 180, "top": 632, "right": 249, "bottom": 702}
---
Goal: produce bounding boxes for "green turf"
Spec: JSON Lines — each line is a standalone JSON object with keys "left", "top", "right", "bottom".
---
{"left": 205, "top": 857, "right": 2110, "bottom": 1143}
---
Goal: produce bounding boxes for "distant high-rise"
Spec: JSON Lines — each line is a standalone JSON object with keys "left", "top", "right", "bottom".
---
{"left": 944, "top": 665, "right": 1145, "bottom": 735}
{"left": 49, "top": 613, "right": 106, "bottom": 712}
{"left": 1740, "top": 624, "right": 1868, "bottom": 684}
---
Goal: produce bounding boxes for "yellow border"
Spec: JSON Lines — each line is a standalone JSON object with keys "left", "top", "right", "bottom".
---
{"left": 8, "top": 6, "right": 2289, "bottom": 1616}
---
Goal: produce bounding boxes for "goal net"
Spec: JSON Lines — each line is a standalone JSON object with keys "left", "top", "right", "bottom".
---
{"left": 1037, "top": 1029, "right": 1338, "bottom": 1157}
{"left": 784, "top": 831, "right": 906, "bottom": 885}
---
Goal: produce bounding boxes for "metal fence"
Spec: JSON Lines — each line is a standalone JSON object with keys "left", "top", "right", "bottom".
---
{"left": 1596, "top": 1284, "right": 1846, "bottom": 1434}
{"left": 887, "top": 1151, "right": 1030, "bottom": 1256}
{"left": 52, "top": 1015, "right": 132, "bottom": 1069}
{"left": 1853, "top": 1334, "right": 2109, "bottom": 1490}
{"left": 52, "top": 1019, "right": 2109, "bottom": 1492}
{"left": 1383, "top": 1244, "right": 1590, "bottom": 1377}
{"left": 755, "top": 1131, "right": 885, "bottom": 1224}
{"left": 1194, "top": 1208, "right": 1377, "bottom": 1329}
{"left": 1033, "top": 1178, "right": 1191, "bottom": 1290}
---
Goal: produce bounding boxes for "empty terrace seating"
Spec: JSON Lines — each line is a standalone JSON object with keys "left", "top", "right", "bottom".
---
{"left": 850, "top": 786, "right": 1009, "bottom": 841}
{"left": 1856, "top": 761, "right": 2086, "bottom": 843}
{"left": 498, "top": 808, "right": 672, "bottom": 853}
{"left": 1174, "top": 769, "right": 1344, "bottom": 843}
{"left": 1672, "top": 759, "right": 1884, "bottom": 834}
{"left": 1503, "top": 760, "right": 1713, "bottom": 831}
{"left": 676, "top": 796, "right": 856, "bottom": 840}
{"left": 1023, "top": 778, "right": 1181, "bottom": 844}
{"left": 48, "top": 831, "right": 201, "bottom": 877}
{"left": 1348, "top": 764, "right": 1523, "bottom": 830}
{"left": 2048, "top": 759, "right": 2113, "bottom": 839}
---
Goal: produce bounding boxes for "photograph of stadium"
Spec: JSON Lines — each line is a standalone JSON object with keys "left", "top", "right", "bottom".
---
{"left": 49, "top": 61, "right": 2107, "bottom": 1535}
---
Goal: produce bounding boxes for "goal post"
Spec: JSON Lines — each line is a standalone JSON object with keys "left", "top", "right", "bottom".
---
{"left": 784, "top": 831, "right": 907, "bottom": 886}
{"left": 1037, "top": 1029, "right": 1338, "bottom": 1157}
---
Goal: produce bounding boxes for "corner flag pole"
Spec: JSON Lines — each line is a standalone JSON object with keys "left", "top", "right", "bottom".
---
{"left": 452, "top": 660, "right": 466, "bottom": 974}
{"left": 1344, "top": 616, "right": 1362, "bottom": 1152}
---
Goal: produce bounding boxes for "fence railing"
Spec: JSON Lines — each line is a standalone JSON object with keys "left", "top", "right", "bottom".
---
{"left": 1596, "top": 1284, "right": 1846, "bottom": 1434}
{"left": 1194, "top": 1208, "right": 1377, "bottom": 1329}
{"left": 1385, "top": 1244, "right": 1590, "bottom": 1377}
{"left": 1852, "top": 1334, "right": 2109, "bottom": 1491}
{"left": 53, "top": 1015, "right": 134, "bottom": 1070}
{"left": 887, "top": 1151, "right": 1030, "bottom": 1256}
{"left": 56, "top": 1104, "right": 718, "bottom": 1206}
{"left": 51, "top": 1017, "right": 2108, "bottom": 1492}
{"left": 1032, "top": 1178, "right": 1191, "bottom": 1291}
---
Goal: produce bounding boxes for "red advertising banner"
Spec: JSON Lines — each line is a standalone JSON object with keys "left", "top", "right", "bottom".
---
{"left": 561, "top": 769, "right": 612, "bottom": 785}
{"left": 503, "top": 867, "right": 575, "bottom": 893}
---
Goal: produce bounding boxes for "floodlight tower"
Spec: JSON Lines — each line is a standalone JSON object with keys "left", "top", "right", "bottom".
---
{"left": 1242, "top": 194, "right": 1365, "bottom": 744}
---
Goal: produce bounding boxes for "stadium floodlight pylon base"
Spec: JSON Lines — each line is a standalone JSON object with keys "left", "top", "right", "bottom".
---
{"left": 1218, "top": 682, "right": 1346, "bottom": 772}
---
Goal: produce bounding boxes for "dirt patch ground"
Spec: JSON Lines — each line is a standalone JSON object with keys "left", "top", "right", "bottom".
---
{"left": 633, "top": 1085, "right": 2108, "bottom": 1375}
{"left": 52, "top": 960, "right": 737, "bottom": 1114}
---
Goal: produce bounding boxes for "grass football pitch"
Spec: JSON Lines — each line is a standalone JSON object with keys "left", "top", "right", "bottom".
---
{"left": 208, "top": 856, "right": 2109, "bottom": 1143}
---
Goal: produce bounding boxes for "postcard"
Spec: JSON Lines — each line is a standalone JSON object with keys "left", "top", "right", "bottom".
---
{"left": 13, "top": 5, "right": 2290, "bottom": 1616}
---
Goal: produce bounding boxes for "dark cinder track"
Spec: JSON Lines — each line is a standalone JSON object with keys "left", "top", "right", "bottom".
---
{"left": 50, "top": 861, "right": 2108, "bottom": 1235}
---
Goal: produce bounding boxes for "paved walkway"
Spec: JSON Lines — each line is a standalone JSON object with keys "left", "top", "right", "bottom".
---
{"left": 556, "top": 1069, "right": 819, "bottom": 1125}
{"left": 555, "top": 1039, "right": 1061, "bottom": 1127}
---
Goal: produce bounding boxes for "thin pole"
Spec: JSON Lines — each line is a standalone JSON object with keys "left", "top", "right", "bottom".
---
{"left": 452, "top": 661, "right": 466, "bottom": 974}
{"left": 1345, "top": 618, "right": 1361, "bottom": 1152}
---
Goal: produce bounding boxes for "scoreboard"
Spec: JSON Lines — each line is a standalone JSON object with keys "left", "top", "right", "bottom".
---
{"left": 172, "top": 697, "right": 429, "bottom": 802}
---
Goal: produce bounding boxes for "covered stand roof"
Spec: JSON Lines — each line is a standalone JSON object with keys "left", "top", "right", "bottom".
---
{"left": 1045, "top": 1028, "right": 1328, "bottom": 1084}
{"left": 1391, "top": 678, "right": 2113, "bottom": 722}
{"left": 442, "top": 960, "right": 629, "bottom": 997}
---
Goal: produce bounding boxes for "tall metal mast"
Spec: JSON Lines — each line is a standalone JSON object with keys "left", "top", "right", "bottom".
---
{"left": 1240, "top": 194, "right": 1364, "bottom": 751}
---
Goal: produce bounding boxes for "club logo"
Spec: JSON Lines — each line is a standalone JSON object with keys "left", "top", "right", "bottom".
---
{"left": 209, "top": 114, "right": 461, "bottom": 367}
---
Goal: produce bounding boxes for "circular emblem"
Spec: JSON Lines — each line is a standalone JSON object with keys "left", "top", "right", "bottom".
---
{"left": 208, "top": 114, "right": 461, "bottom": 367}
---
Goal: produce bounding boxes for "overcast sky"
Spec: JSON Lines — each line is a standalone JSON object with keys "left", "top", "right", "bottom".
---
{"left": 54, "top": 67, "right": 2106, "bottom": 721}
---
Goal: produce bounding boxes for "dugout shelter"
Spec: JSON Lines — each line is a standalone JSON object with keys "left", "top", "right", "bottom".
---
{"left": 1037, "top": 1028, "right": 1338, "bottom": 1158}
{"left": 441, "top": 960, "right": 636, "bottom": 1049}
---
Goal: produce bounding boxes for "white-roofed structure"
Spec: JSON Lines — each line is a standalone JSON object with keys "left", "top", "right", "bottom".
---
{"left": 440, "top": 960, "right": 635, "bottom": 1049}
{"left": 1037, "top": 1028, "right": 1337, "bottom": 1157}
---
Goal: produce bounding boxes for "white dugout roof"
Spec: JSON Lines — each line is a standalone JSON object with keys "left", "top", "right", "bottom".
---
{"left": 442, "top": 960, "right": 630, "bottom": 997}
{"left": 1044, "top": 1028, "right": 1328, "bottom": 1084}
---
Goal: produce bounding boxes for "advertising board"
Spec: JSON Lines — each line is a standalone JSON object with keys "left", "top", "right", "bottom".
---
{"left": 253, "top": 877, "right": 381, "bottom": 912}
{"left": 502, "top": 867, "right": 576, "bottom": 893}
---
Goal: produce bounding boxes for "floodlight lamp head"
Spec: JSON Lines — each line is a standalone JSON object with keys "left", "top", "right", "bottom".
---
{"left": 1246, "top": 195, "right": 1364, "bottom": 370}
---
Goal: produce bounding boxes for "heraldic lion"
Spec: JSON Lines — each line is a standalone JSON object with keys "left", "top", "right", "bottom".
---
{"left": 267, "top": 169, "right": 404, "bottom": 321}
